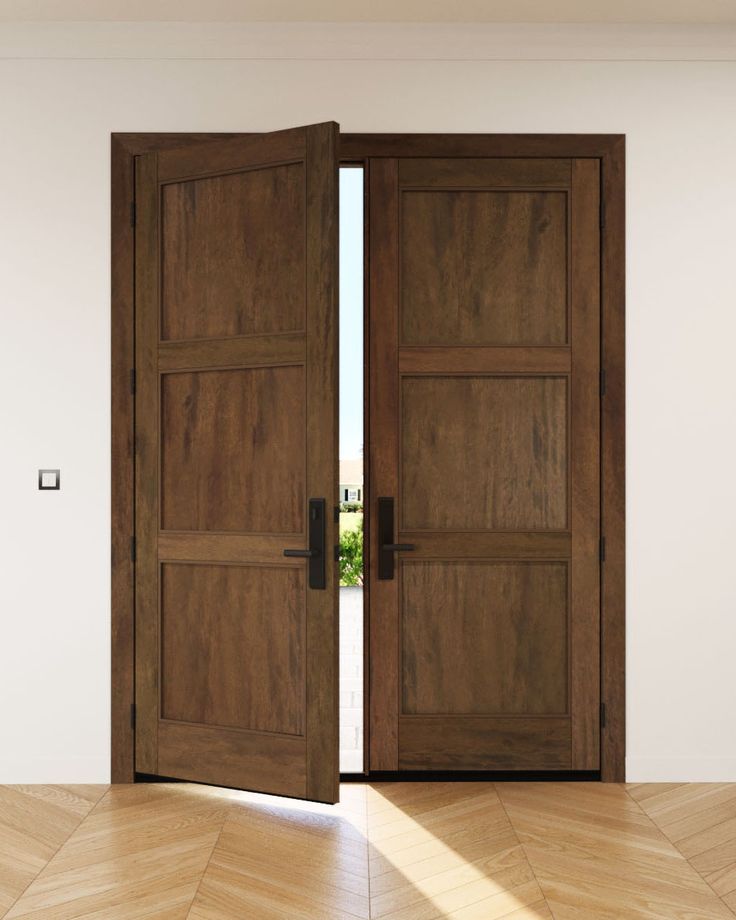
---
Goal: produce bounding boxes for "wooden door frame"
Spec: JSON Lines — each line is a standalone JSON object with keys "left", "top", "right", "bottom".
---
{"left": 112, "top": 132, "right": 625, "bottom": 784}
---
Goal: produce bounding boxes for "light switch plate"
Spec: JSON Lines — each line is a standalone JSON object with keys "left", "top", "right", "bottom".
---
{"left": 38, "top": 469, "right": 60, "bottom": 490}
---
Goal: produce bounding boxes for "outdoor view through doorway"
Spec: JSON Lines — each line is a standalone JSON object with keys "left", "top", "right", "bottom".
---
{"left": 339, "top": 167, "right": 364, "bottom": 773}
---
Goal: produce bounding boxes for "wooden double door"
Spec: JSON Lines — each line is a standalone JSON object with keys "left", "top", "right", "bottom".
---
{"left": 131, "top": 124, "right": 603, "bottom": 801}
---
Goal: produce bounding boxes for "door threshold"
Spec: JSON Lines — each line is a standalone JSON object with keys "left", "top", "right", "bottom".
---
{"left": 340, "top": 770, "right": 601, "bottom": 782}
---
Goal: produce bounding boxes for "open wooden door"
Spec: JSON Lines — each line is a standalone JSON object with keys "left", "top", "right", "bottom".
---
{"left": 134, "top": 123, "right": 339, "bottom": 802}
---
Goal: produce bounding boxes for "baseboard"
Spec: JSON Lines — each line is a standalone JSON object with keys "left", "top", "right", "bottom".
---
{"left": 0, "top": 758, "right": 110, "bottom": 784}
{"left": 626, "top": 757, "right": 736, "bottom": 783}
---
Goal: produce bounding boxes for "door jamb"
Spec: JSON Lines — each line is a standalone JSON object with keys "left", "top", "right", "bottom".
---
{"left": 112, "top": 132, "right": 625, "bottom": 784}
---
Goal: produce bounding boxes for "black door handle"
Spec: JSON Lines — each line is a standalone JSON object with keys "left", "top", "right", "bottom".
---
{"left": 378, "top": 497, "right": 413, "bottom": 580}
{"left": 283, "top": 498, "right": 326, "bottom": 589}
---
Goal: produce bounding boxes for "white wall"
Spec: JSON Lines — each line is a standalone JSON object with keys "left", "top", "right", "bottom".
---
{"left": 1, "top": 23, "right": 735, "bottom": 783}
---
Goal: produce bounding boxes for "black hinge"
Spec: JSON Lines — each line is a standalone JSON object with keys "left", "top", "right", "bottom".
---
{"left": 599, "top": 200, "right": 606, "bottom": 230}
{"left": 130, "top": 536, "right": 136, "bottom": 562}
{"left": 600, "top": 368, "right": 606, "bottom": 397}
{"left": 334, "top": 505, "right": 340, "bottom": 524}
{"left": 334, "top": 545, "right": 340, "bottom": 562}
{"left": 130, "top": 201, "right": 136, "bottom": 228}
{"left": 599, "top": 536, "right": 606, "bottom": 563}
{"left": 600, "top": 701, "right": 607, "bottom": 729}
{"left": 130, "top": 368, "right": 136, "bottom": 395}
{"left": 130, "top": 702, "right": 136, "bottom": 730}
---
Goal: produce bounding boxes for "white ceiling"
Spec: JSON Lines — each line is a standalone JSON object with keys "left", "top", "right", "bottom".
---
{"left": 2, "top": 0, "right": 736, "bottom": 22}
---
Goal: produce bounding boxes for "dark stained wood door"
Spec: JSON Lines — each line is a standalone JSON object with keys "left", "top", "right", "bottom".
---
{"left": 134, "top": 123, "right": 339, "bottom": 802}
{"left": 369, "top": 156, "right": 601, "bottom": 771}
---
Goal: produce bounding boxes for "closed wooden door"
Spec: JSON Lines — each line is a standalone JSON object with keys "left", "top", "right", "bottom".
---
{"left": 369, "top": 156, "right": 601, "bottom": 771}
{"left": 134, "top": 123, "right": 339, "bottom": 802}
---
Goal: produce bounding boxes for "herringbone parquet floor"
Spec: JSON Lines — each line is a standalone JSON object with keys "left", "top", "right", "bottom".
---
{"left": 1, "top": 782, "right": 735, "bottom": 919}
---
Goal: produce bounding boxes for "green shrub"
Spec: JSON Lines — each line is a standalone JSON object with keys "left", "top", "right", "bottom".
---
{"left": 339, "top": 517, "right": 364, "bottom": 586}
{"left": 340, "top": 501, "right": 363, "bottom": 513}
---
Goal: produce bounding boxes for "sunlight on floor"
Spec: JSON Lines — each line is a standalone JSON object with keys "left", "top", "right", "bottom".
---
{"left": 222, "top": 783, "right": 548, "bottom": 918}
{"left": 365, "top": 785, "right": 548, "bottom": 919}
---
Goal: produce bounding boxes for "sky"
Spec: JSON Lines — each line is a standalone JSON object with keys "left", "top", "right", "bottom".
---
{"left": 339, "top": 168, "right": 364, "bottom": 461}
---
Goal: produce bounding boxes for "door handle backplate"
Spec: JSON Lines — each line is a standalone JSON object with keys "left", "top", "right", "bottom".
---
{"left": 283, "top": 498, "right": 326, "bottom": 589}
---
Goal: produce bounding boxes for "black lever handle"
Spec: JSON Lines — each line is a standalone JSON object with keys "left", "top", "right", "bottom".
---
{"left": 283, "top": 498, "right": 326, "bottom": 589}
{"left": 378, "top": 497, "right": 413, "bottom": 580}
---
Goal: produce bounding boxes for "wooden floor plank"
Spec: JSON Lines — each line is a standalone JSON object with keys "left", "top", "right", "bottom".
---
{"left": 630, "top": 782, "right": 736, "bottom": 914}
{"left": 3, "top": 781, "right": 736, "bottom": 919}
{"left": 3, "top": 784, "right": 225, "bottom": 920}
{"left": 0, "top": 785, "right": 107, "bottom": 916}
{"left": 499, "top": 782, "right": 735, "bottom": 919}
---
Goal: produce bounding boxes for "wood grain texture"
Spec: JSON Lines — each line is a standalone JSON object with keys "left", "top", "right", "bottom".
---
{"left": 399, "top": 157, "right": 571, "bottom": 188}
{"left": 158, "top": 332, "right": 305, "bottom": 372}
{"left": 498, "top": 782, "right": 734, "bottom": 919}
{"left": 396, "top": 531, "right": 570, "bottom": 559}
{"left": 629, "top": 783, "right": 736, "bottom": 914}
{"left": 157, "top": 723, "right": 307, "bottom": 798}
{"left": 3, "top": 782, "right": 731, "bottom": 920}
{"left": 400, "top": 190, "right": 567, "bottom": 346}
{"left": 113, "top": 132, "right": 624, "bottom": 786}
{"left": 400, "top": 376, "right": 568, "bottom": 531}
{"left": 3, "top": 783, "right": 228, "bottom": 920}
{"left": 157, "top": 129, "right": 305, "bottom": 182}
{"left": 112, "top": 132, "right": 243, "bottom": 787}
{"left": 161, "top": 164, "right": 305, "bottom": 341}
{"left": 132, "top": 124, "right": 339, "bottom": 801}
{"left": 399, "top": 718, "right": 572, "bottom": 770}
{"left": 110, "top": 135, "right": 135, "bottom": 783}
{"left": 189, "top": 784, "right": 369, "bottom": 920}
{"left": 0, "top": 785, "right": 106, "bottom": 915}
{"left": 601, "top": 136, "right": 626, "bottom": 782}
{"left": 399, "top": 346, "right": 570, "bottom": 375}
{"left": 159, "top": 532, "right": 301, "bottom": 565}
{"left": 161, "top": 366, "right": 305, "bottom": 533}
{"left": 401, "top": 562, "right": 568, "bottom": 716}
{"left": 303, "top": 121, "right": 340, "bottom": 803}
{"left": 341, "top": 133, "right": 624, "bottom": 159}
{"left": 366, "top": 782, "right": 547, "bottom": 919}
{"left": 161, "top": 562, "right": 305, "bottom": 735}
{"left": 134, "top": 151, "right": 161, "bottom": 775}
{"left": 368, "top": 158, "right": 400, "bottom": 772}
{"left": 570, "top": 158, "right": 601, "bottom": 770}
{"left": 369, "top": 149, "right": 604, "bottom": 776}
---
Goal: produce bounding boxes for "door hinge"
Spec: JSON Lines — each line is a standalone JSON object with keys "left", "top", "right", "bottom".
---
{"left": 334, "top": 545, "right": 340, "bottom": 562}
{"left": 130, "top": 201, "right": 136, "bottom": 228}
{"left": 130, "top": 536, "right": 136, "bottom": 562}
{"left": 130, "top": 702, "right": 136, "bottom": 730}
{"left": 130, "top": 368, "right": 136, "bottom": 395}
{"left": 599, "top": 536, "right": 606, "bottom": 563}
{"left": 334, "top": 505, "right": 340, "bottom": 524}
{"left": 600, "top": 368, "right": 606, "bottom": 397}
{"left": 600, "top": 701, "right": 607, "bottom": 729}
{"left": 600, "top": 200, "right": 606, "bottom": 230}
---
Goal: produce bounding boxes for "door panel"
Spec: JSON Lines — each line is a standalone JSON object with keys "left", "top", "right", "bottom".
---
{"left": 160, "top": 366, "right": 306, "bottom": 533}
{"left": 160, "top": 562, "right": 305, "bottom": 734}
{"left": 134, "top": 123, "right": 339, "bottom": 802}
{"left": 161, "top": 163, "right": 305, "bottom": 341}
{"left": 401, "top": 562, "right": 568, "bottom": 715}
{"left": 401, "top": 376, "right": 568, "bottom": 531}
{"left": 369, "top": 155, "right": 600, "bottom": 772}
{"left": 400, "top": 190, "right": 568, "bottom": 345}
